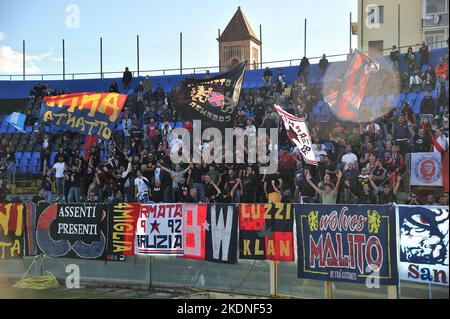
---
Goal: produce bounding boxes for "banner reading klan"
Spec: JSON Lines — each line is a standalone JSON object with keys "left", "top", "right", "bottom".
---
{"left": 239, "top": 203, "right": 294, "bottom": 261}
{"left": 295, "top": 204, "right": 398, "bottom": 284}
{"left": 182, "top": 204, "right": 238, "bottom": 264}
{"left": 174, "top": 62, "right": 245, "bottom": 128}
{"left": 410, "top": 152, "right": 443, "bottom": 187}
{"left": 0, "top": 204, "right": 26, "bottom": 259}
{"left": 107, "top": 203, "right": 139, "bottom": 257}
{"left": 40, "top": 92, "right": 127, "bottom": 140}
{"left": 273, "top": 104, "right": 317, "bottom": 165}
{"left": 35, "top": 204, "right": 108, "bottom": 260}
{"left": 397, "top": 206, "right": 449, "bottom": 286}
{"left": 135, "top": 203, "right": 184, "bottom": 256}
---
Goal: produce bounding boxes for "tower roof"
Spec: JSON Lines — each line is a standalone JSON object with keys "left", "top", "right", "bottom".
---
{"left": 218, "top": 7, "right": 260, "bottom": 44}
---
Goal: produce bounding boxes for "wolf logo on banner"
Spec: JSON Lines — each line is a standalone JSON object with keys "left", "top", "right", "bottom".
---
{"left": 0, "top": 204, "right": 25, "bottom": 259}
{"left": 397, "top": 206, "right": 449, "bottom": 286}
{"left": 135, "top": 203, "right": 184, "bottom": 256}
{"left": 35, "top": 204, "right": 108, "bottom": 260}
{"left": 205, "top": 204, "right": 238, "bottom": 264}
{"left": 174, "top": 62, "right": 245, "bottom": 128}
{"left": 239, "top": 203, "right": 294, "bottom": 261}
{"left": 295, "top": 204, "right": 398, "bottom": 284}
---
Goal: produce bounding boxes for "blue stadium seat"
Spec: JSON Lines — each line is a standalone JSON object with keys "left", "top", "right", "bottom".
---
{"left": 15, "top": 152, "right": 22, "bottom": 160}
{"left": 22, "top": 152, "right": 32, "bottom": 159}
{"left": 174, "top": 121, "right": 183, "bottom": 128}
{"left": 19, "top": 158, "right": 29, "bottom": 166}
{"left": 32, "top": 152, "right": 40, "bottom": 159}
{"left": 29, "top": 158, "right": 39, "bottom": 166}
{"left": 19, "top": 166, "right": 27, "bottom": 174}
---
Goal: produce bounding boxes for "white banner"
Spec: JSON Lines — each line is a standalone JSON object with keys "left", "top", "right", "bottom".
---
{"left": 135, "top": 203, "right": 184, "bottom": 256}
{"left": 273, "top": 104, "right": 317, "bottom": 165}
{"left": 410, "top": 152, "right": 443, "bottom": 186}
{"left": 397, "top": 206, "right": 449, "bottom": 286}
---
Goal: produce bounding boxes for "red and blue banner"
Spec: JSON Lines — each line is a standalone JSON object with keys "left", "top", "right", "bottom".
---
{"left": 40, "top": 92, "right": 127, "bottom": 140}
{"left": 239, "top": 203, "right": 294, "bottom": 261}
{"left": 295, "top": 204, "right": 398, "bottom": 284}
{"left": 397, "top": 205, "right": 448, "bottom": 286}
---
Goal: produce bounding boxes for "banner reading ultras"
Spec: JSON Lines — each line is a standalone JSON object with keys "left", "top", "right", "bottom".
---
{"left": 41, "top": 92, "right": 127, "bottom": 140}
{"left": 135, "top": 203, "right": 184, "bottom": 256}
{"left": 174, "top": 62, "right": 245, "bottom": 127}
{"left": 295, "top": 205, "right": 398, "bottom": 284}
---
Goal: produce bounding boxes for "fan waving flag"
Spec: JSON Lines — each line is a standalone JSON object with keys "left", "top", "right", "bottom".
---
{"left": 7, "top": 112, "right": 26, "bottom": 131}
{"left": 325, "top": 49, "right": 380, "bottom": 121}
{"left": 174, "top": 62, "right": 246, "bottom": 128}
{"left": 273, "top": 104, "right": 317, "bottom": 165}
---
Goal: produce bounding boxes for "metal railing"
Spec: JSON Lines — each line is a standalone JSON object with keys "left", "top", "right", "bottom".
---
{"left": 0, "top": 41, "right": 447, "bottom": 81}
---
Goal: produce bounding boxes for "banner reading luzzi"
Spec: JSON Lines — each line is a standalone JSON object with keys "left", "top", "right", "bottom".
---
{"left": 0, "top": 204, "right": 26, "bottom": 259}
{"left": 295, "top": 204, "right": 398, "bottom": 284}
{"left": 135, "top": 203, "right": 184, "bottom": 256}
{"left": 397, "top": 205, "right": 448, "bottom": 286}
{"left": 41, "top": 92, "right": 127, "bottom": 140}
{"left": 239, "top": 203, "right": 294, "bottom": 261}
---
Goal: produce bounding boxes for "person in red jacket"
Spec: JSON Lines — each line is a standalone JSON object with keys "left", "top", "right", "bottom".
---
{"left": 435, "top": 58, "right": 448, "bottom": 80}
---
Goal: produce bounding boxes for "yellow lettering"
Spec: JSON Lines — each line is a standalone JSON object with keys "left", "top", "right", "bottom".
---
{"left": 10, "top": 240, "right": 20, "bottom": 257}
{"left": 80, "top": 94, "right": 102, "bottom": 118}
{"left": 43, "top": 111, "right": 54, "bottom": 123}
{"left": 15, "top": 205, "right": 23, "bottom": 236}
{"left": 266, "top": 240, "right": 275, "bottom": 257}
{"left": 0, "top": 204, "right": 12, "bottom": 236}
{"left": 99, "top": 93, "right": 120, "bottom": 122}
{"left": 255, "top": 239, "right": 264, "bottom": 255}
{"left": 243, "top": 239, "right": 251, "bottom": 256}
{"left": 280, "top": 240, "right": 290, "bottom": 257}
{"left": 75, "top": 116, "right": 85, "bottom": 131}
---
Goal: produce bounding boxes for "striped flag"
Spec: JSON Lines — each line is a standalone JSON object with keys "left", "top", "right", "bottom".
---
{"left": 325, "top": 49, "right": 380, "bottom": 121}
{"left": 273, "top": 104, "right": 317, "bottom": 165}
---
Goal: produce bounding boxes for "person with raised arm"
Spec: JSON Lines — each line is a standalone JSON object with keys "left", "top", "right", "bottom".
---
{"left": 306, "top": 170, "right": 342, "bottom": 204}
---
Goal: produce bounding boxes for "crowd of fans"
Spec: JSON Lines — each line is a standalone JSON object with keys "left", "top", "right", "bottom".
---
{"left": 0, "top": 45, "right": 448, "bottom": 206}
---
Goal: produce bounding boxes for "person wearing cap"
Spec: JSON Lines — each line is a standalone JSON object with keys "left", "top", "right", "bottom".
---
{"left": 306, "top": 170, "right": 342, "bottom": 204}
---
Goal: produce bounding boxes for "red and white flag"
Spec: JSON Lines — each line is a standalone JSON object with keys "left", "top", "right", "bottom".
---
{"left": 273, "top": 104, "right": 317, "bottom": 165}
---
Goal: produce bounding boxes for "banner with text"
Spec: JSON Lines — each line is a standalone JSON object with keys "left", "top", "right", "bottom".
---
{"left": 0, "top": 204, "right": 26, "bottom": 259}
{"left": 41, "top": 92, "right": 127, "bottom": 140}
{"left": 107, "top": 203, "right": 139, "bottom": 257}
{"left": 205, "top": 204, "right": 238, "bottom": 264}
{"left": 239, "top": 203, "right": 294, "bottom": 261}
{"left": 397, "top": 205, "right": 448, "bottom": 286}
{"left": 35, "top": 203, "right": 108, "bottom": 260}
{"left": 135, "top": 203, "right": 184, "bottom": 256}
{"left": 295, "top": 204, "right": 398, "bottom": 284}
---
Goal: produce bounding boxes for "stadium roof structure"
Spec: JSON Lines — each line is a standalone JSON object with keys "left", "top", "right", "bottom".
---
{"left": 218, "top": 6, "right": 261, "bottom": 45}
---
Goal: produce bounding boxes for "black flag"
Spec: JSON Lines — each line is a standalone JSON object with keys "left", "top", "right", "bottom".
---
{"left": 174, "top": 62, "right": 246, "bottom": 127}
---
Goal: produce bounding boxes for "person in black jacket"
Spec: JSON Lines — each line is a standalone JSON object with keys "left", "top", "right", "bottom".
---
{"left": 122, "top": 67, "right": 133, "bottom": 90}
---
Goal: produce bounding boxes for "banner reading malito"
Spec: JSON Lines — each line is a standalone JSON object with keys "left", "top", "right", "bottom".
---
{"left": 135, "top": 203, "right": 184, "bottom": 256}
{"left": 174, "top": 62, "right": 245, "bottom": 127}
{"left": 41, "top": 92, "right": 127, "bottom": 140}
{"left": 295, "top": 204, "right": 398, "bottom": 284}
{"left": 397, "top": 206, "right": 448, "bottom": 286}
{"left": 239, "top": 203, "right": 294, "bottom": 261}
{"left": 107, "top": 203, "right": 139, "bottom": 256}
{"left": 0, "top": 204, "right": 26, "bottom": 259}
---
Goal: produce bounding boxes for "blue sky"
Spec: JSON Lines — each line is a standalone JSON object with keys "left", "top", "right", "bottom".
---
{"left": 0, "top": 0, "right": 357, "bottom": 79}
